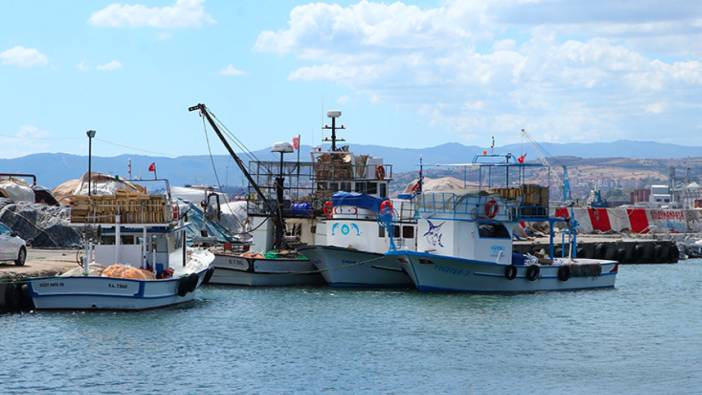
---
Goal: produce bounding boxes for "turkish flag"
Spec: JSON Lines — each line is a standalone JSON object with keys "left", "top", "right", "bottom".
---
{"left": 517, "top": 154, "right": 527, "bottom": 164}
{"left": 292, "top": 135, "right": 300, "bottom": 150}
{"left": 148, "top": 162, "right": 156, "bottom": 172}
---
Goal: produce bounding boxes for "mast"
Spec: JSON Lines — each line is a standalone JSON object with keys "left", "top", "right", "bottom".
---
{"left": 322, "top": 110, "right": 345, "bottom": 151}
{"left": 189, "top": 103, "right": 287, "bottom": 249}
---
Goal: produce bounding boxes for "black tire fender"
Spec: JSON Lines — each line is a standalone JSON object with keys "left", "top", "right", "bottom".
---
{"left": 526, "top": 265, "right": 540, "bottom": 281}
{"left": 203, "top": 267, "right": 215, "bottom": 284}
{"left": 558, "top": 265, "right": 571, "bottom": 282}
{"left": 504, "top": 265, "right": 517, "bottom": 280}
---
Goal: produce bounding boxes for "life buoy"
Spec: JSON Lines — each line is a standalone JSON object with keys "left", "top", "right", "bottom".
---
{"left": 323, "top": 201, "right": 333, "bottom": 219}
{"left": 526, "top": 265, "right": 540, "bottom": 281}
{"left": 557, "top": 265, "right": 571, "bottom": 282}
{"left": 379, "top": 200, "right": 394, "bottom": 216}
{"left": 172, "top": 202, "right": 180, "bottom": 221}
{"left": 504, "top": 265, "right": 517, "bottom": 280}
{"left": 375, "top": 165, "right": 386, "bottom": 180}
{"left": 485, "top": 199, "right": 499, "bottom": 218}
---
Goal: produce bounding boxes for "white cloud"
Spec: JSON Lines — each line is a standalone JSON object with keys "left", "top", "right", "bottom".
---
{"left": 219, "top": 64, "right": 245, "bottom": 76}
{"left": 89, "top": 0, "right": 215, "bottom": 28}
{"left": 96, "top": 60, "right": 123, "bottom": 71}
{"left": 0, "top": 126, "right": 51, "bottom": 158}
{"left": 0, "top": 46, "right": 48, "bottom": 67}
{"left": 645, "top": 102, "right": 666, "bottom": 114}
{"left": 255, "top": 0, "right": 702, "bottom": 143}
{"left": 337, "top": 95, "right": 350, "bottom": 105}
{"left": 77, "top": 61, "right": 89, "bottom": 71}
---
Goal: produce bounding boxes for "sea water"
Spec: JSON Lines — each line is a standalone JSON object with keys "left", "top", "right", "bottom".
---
{"left": 1, "top": 260, "right": 700, "bottom": 394}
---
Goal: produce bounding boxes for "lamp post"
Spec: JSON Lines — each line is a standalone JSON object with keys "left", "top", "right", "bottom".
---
{"left": 86, "top": 130, "right": 96, "bottom": 196}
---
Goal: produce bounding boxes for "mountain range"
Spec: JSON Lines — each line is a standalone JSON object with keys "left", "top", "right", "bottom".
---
{"left": 2, "top": 140, "right": 702, "bottom": 188}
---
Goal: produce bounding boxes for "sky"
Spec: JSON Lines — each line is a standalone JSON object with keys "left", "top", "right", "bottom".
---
{"left": 1, "top": 0, "right": 702, "bottom": 159}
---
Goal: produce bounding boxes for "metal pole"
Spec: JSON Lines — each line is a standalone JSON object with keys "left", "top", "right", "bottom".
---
{"left": 88, "top": 136, "right": 92, "bottom": 196}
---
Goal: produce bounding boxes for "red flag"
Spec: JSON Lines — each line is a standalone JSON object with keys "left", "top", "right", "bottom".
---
{"left": 517, "top": 154, "right": 527, "bottom": 164}
{"left": 292, "top": 135, "right": 300, "bottom": 150}
{"left": 148, "top": 162, "right": 156, "bottom": 172}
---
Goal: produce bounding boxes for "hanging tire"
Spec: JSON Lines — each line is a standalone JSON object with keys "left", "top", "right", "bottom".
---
{"left": 3, "top": 283, "right": 19, "bottom": 311}
{"left": 177, "top": 277, "right": 190, "bottom": 297}
{"left": 616, "top": 247, "right": 627, "bottom": 263}
{"left": 526, "top": 265, "right": 540, "bottom": 281}
{"left": 595, "top": 243, "right": 607, "bottom": 259}
{"left": 653, "top": 244, "right": 663, "bottom": 262}
{"left": 186, "top": 273, "right": 199, "bottom": 292}
{"left": 558, "top": 265, "right": 571, "bottom": 282}
{"left": 18, "top": 284, "right": 34, "bottom": 311}
{"left": 670, "top": 244, "right": 680, "bottom": 262}
{"left": 632, "top": 243, "right": 644, "bottom": 261}
{"left": 504, "top": 265, "right": 517, "bottom": 280}
{"left": 203, "top": 267, "right": 215, "bottom": 284}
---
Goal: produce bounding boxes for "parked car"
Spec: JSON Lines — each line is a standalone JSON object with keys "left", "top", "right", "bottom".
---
{"left": 0, "top": 222, "right": 26, "bottom": 266}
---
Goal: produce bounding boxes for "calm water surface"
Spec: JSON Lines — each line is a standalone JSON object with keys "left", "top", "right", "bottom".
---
{"left": 1, "top": 260, "right": 701, "bottom": 394}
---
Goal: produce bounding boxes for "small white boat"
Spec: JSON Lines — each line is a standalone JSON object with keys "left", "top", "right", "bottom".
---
{"left": 26, "top": 183, "right": 215, "bottom": 310}
{"left": 299, "top": 192, "right": 414, "bottom": 287}
{"left": 389, "top": 192, "right": 618, "bottom": 293}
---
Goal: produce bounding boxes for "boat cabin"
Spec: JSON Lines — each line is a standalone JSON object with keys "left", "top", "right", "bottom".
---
{"left": 414, "top": 192, "right": 518, "bottom": 265}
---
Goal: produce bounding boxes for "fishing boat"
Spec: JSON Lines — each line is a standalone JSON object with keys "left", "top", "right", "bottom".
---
{"left": 26, "top": 180, "right": 214, "bottom": 310}
{"left": 190, "top": 103, "right": 324, "bottom": 286}
{"left": 299, "top": 192, "right": 414, "bottom": 287}
{"left": 388, "top": 154, "right": 618, "bottom": 293}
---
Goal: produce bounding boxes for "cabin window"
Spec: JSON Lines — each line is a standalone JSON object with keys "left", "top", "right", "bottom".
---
{"left": 393, "top": 225, "right": 400, "bottom": 238}
{"left": 379, "top": 183, "right": 387, "bottom": 198}
{"left": 477, "top": 223, "right": 510, "bottom": 239}
{"left": 329, "top": 182, "right": 339, "bottom": 192}
{"left": 355, "top": 183, "right": 366, "bottom": 194}
{"left": 367, "top": 182, "right": 378, "bottom": 195}
{"left": 340, "top": 182, "right": 351, "bottom": 192}
{"left": 402, "top": 226, "right": 414, "bottom": 239}
{"left": 378, "top": 225, "right": 385, "bottom": 238}
{"left": 317, "top": 182, "right": 328, "bottom": 191}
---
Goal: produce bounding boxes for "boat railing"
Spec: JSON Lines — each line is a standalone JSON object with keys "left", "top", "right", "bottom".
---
{"left": 417, "top": 192, "right": 520, "bottom": 221}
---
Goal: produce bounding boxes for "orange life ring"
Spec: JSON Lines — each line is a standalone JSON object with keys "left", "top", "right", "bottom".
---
{"left": 485, "top": 199, "right": 499, "bottom": 218}
{"left": 323, "top": 201, "right": 333, "bottom": 219}
{"left": 379, "top": 200, "right": 394, "bottom": 215}
{"left": 375, "top": 165, "right": 386, "bottom": 180}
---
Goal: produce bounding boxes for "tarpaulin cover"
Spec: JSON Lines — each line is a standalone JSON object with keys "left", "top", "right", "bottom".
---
{"left": 331, "top": 192, "right": 382, "bottom": 212}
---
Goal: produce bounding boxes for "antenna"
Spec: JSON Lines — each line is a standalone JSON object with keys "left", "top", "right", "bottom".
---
{"left": 322, "top": 110, "right": 346, "bottom": 151}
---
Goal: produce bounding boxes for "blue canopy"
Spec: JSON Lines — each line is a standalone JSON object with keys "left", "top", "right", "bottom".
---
{"left": 331, "top": 191, "right": 382, "bottom": 212}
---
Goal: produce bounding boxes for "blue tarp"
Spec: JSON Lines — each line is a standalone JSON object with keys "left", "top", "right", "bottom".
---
{"left": 331, "top": 191, "right": 382, "bottom": 212}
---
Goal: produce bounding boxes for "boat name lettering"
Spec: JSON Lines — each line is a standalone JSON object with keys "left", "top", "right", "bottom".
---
{"left": 650, "top": 210, "right": 685, "bottom": 221}
{"left": 108, "top": 283, "right": 128, "bottom": 289}
{"left": 39, "top": 281, "right": 64, "bottom": 288}
{"left": 433, "top": 264, "right": 471, "bottom": 277}
{"left": 490, "top": 245, "right": 504, "bottom": 257}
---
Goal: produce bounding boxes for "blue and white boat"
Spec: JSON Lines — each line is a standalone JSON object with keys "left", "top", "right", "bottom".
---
{"left": 26, "top": 183, "right": 214, "bottom": 310}
{"left": 388, "top": 192, "right": 618, "bottom": 293}
{"left": 299, "top": 192, "right": 414, "bottom": 287}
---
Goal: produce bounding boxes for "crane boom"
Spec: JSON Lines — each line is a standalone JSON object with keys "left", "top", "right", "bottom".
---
{"left": 189, "top": 103, "right": 286, "bottom": 248}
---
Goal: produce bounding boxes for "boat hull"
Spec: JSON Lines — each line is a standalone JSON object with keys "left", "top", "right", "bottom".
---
{"left": 299, "top": 245, "right": 412, "bottom": 287}
{"left": 27, "top": 268, "right": 210, "bottom": 311}
{"left": 389, "top": 251, "right": 617, "bottom": 293}
{"left": 209, "top": 254, "right": 324, "bottom": 286}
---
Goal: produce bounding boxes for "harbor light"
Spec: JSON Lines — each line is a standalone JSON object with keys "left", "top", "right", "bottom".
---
{"left": 86, "top": 130, "right": 96, "bottom": 196}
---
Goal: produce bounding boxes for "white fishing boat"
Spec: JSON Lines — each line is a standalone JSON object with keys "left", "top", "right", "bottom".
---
{"left": 299, "top": 192, "right": 414, "bottom": 287}
{"left": 389, "top": 192, "right": 618, "bottom": 293}
{"left": 388, "top": 152, "right": 618, "bottom": 293}
{"left": 26, "top": 181, "right": 215, "bottom": 310}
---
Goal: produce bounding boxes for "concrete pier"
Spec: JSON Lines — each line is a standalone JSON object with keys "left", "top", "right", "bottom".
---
{"left": 514, "top": 236, "right": 679, "bottom": 264}
{"left": 1, "top": 248, "right": 78, "bottom": 312}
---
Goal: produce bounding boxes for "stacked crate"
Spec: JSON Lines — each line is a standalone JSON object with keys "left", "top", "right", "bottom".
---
{"left": 69, "top": 193, "right": 169, "bottom": 224}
